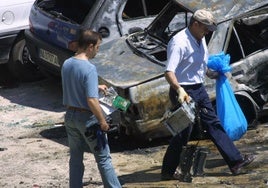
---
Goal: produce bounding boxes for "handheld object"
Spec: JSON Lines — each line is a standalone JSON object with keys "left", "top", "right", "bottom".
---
{"left": 163, "top": 100, "right": 196, "bottom": 136}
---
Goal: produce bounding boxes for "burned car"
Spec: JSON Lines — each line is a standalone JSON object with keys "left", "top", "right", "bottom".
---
{"left": 25, "top": 0, "right": 168, "bottom": 75}
{"left": 91, "top": 0, "right": 268, "bottom": 140}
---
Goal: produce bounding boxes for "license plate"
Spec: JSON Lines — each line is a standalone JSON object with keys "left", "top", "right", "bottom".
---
{"left": 39, "top": 49, "right": 59, "bottom": 67}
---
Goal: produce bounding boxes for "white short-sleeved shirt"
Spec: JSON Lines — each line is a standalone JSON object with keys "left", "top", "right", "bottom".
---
{"left": 166, "top": 28, "right": 208, "bottom": 85}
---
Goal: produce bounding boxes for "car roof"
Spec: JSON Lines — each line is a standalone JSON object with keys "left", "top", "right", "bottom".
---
{"left": 174, "top": 0, "right": 268, "bottom": 23}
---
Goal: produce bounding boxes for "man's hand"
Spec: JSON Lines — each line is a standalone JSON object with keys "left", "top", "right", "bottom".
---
{"left": 206, "top": 69, "right": 219, "bottom": 79}
{"left": 98, "top": 85, "right": 108, "bottom": 95}
{"left": 99, "top": 121, "right": 109, "bottom": 132}
{"left": 177, "top": 87, "right": 190, "bottom": 104}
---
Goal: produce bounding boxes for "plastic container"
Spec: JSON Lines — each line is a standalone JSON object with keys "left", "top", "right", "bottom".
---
{"left": 99, "top": 87, "right": 131, "bottom": 111}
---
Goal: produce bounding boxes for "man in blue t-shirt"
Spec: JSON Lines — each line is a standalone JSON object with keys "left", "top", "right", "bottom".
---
{"left": 161, "top": 9, "right": 255, "bottom": 181}
{"left": 61, "top": 29, "right": 121, "bottom": 188}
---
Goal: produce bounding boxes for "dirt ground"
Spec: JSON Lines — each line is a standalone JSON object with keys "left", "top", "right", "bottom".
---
{"left": 0, "top": 65, "right": 268, "bottom": 188}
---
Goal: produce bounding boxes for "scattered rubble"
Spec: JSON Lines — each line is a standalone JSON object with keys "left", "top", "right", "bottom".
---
{"left": 0, "top": 73, "right": 267, "bottom": 187}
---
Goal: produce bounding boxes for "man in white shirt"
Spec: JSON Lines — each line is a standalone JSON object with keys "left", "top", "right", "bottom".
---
{"left": 161, "top": 9, "right": 255, "bottom": 181}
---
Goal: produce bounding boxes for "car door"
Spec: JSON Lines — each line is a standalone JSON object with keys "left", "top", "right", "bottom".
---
{"left": 0, "top": 0, "right": 34, "bottom": 35}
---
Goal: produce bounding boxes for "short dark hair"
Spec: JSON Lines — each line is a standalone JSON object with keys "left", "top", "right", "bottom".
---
{"left": 77, "top": 29, "right": 102, "bottom": 50}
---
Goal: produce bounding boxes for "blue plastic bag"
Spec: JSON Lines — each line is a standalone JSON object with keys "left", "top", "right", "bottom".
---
{"left": 207, "top": 52, "right": 232, "bottom": 74}
{"left": 208, "top": 52, "right": 247, "bottom": 141}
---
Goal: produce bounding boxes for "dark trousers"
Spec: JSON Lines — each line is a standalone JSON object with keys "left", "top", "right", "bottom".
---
{"left": 161, "top": 84, "right": 242, "bottom": 176}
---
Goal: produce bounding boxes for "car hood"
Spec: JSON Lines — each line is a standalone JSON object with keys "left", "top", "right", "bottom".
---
{"left": 92, "top": 37, "right": 165, "bottom": 88}
{"left": 174, "top": 0, "right": 268, "bottom": 23}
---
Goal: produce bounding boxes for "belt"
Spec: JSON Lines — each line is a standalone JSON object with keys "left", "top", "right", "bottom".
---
{"left": 181, "top": 83, "right": 203, "bottom": 90}
{"left": 67, "top": 106, "right": 90, "bottom": 112}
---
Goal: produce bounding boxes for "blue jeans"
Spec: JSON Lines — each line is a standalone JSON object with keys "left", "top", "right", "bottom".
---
{"left": 64, "top": 109, "right": 121, "bottom": 188}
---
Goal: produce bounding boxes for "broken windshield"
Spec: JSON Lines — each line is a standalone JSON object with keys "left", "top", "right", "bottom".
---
{"left": 146, "top": 2, "right": 190, "bottom": 44}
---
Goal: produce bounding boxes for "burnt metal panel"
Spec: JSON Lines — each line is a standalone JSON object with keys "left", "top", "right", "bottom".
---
{"left": 92, "top": 36, "right": 165, "bottom": 88}
{"left": 174, "top": 0, "right": 268, "bottom": 23}
{"left": 128, "top": 76, "right": 171, "bottom": 135}
{"left": 231, "top": 49, "right": 268, "bottom": 90}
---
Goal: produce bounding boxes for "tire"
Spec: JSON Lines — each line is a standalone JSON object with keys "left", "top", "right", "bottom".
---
{"left": 213, "top": 94, "right": 258, "bottom": 129}
{"left": 235, "top": 94, "right": 259, "bottom": 129}
{"left": 7, "top": 33, "right": 44, "bottom": 82}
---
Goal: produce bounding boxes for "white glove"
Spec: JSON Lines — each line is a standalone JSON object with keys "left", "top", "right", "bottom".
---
{"left": 163, "top": 109, "right": 172, "bottom": 120}
{"left": 177, "top": 87, "right": 190, "bottom": 104}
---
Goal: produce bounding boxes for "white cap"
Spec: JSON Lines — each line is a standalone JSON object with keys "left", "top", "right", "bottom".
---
{"left": 193, "top": 9, "right": 217, "bottom": 31}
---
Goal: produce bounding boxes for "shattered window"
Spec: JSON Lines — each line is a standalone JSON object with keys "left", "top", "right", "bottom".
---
{"left": 226, "top": 27, "right": 244, "bottom": 63}
{"left": 227, "top": 14, "right": 268, "bottom": 64}
{"left": 163, "top": 12, "right": 189, "bottom": 40}
{"left": 123, "top": 0, "right": 169, "bottom": 20}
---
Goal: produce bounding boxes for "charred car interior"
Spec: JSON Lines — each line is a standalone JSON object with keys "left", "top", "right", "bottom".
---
{"left": 35, "top": 0, "right": 95, "bottom": 24}
{"left": 36, "top": 0, "right": 168, "bottom": 25}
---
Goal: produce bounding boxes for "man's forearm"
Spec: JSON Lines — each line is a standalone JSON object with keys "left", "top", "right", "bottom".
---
{"left": 165, "top": 71, "right": 181, "bottom": 90}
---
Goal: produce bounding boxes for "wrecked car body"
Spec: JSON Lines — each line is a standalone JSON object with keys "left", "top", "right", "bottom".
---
{"left": 25, "top": 0, "right": 169, "bottom": 75}
{"left": 93, "top": 0, "right": 268, "bottom": 140}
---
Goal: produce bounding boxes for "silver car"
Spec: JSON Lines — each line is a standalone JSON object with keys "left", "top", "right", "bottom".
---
{"left": 0, "top": 0, "right": 41, "bottom": 81}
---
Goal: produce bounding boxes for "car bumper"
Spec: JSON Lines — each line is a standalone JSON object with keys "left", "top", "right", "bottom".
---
{"left": 24, "top": 29, "right": 74, "bottom": 76}
{"left": 0, "top": 34, "right": 17, "bottom": 64}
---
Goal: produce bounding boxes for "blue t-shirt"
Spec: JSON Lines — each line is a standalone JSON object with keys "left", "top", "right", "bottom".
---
{"left": 61, "top": 57, "right": 99, "bottom": 110}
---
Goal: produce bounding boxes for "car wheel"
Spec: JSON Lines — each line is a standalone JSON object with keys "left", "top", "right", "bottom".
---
{"left": 8, "top": 33, "right": 44, "bottom": 82}
{"left": 213, "top": 94, "right": 258, "bottom": 129}
{"left": 235, "top": 94, "right": 259, "bottom": 129}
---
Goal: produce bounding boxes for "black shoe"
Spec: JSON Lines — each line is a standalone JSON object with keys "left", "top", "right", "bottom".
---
{"left": 161, "top": 173, "right": 176, "bottom": 181}
{"left": 175, "top": 173, "right": 192, "bottom": 183}
{"left": 161, "top": 173, "right": 192, "bottom": 182}
{"left": 230, "top": 154, "right": 255, "bottom": 175}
